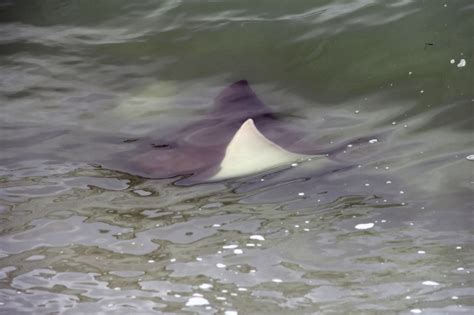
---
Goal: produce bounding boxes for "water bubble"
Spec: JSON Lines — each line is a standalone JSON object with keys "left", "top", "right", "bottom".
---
{"left": 422, "top": 280, "right": 440, "bottom": 286}
{"left": 225, "top": 311, "right": 238, "bottom": 315}
{"left": 216, "top": 263, "right": 227, "bottom": 268}
{"left": 355, "top": 223, "right": 374, "bottom": 230}
{"left": 249, "top": 235, "right": 265, "bottom": 241}
{"left": 199, "top": 283, "right": 213, "bottom": 290}
{"left": 25, "top": 255, "right": 45, "bottom": 261}
{"left": 298, "top": 192, "right": 305, "bottom": 196}
{"left": 466, "top": 155, "right": 474, "bottom": 161}
{"left": 369, "top": 139, "right": 378, "bottom": 144}
{"left": 457, "top": 59, "right": 466, "bottom": 68}
{"left": 272, "top": 278, "right": 282, "bottom": 283}
{"left": 186, "top": 297, "right": 209, "bottom": 306}
{"left": 133, "top": 189, "right": 151, "bottom": 196}
{"left": 410, "top": 309, "right": 422, "bottom": 314}
{"left": 233, "top": 249, "right": 243, "bottom": 255}
{"left": 417, "top": 250, "right": 426, "bottom": 254}
{"left": 223, "top": 244, "right": 239, "bottom": 249}
{"left": 450, "top": 59, "right": 456, "bottom": 64}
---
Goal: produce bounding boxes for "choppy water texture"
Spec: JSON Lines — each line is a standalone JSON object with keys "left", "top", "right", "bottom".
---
{"left": 1, "top": 1, "right": 473, "bottom": 314}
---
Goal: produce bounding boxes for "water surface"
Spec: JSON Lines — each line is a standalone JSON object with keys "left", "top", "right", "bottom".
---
{"left": 0, "top": 0, "right": 473, "bottom": 314}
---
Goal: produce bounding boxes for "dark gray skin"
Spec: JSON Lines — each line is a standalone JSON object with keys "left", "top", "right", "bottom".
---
{"left": 119, "top": 80, "right": 378, "bottom": 184}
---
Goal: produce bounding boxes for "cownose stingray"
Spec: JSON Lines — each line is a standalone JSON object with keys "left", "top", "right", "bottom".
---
{"left": 128, "top": 80, "right": 334, "bottom": 184}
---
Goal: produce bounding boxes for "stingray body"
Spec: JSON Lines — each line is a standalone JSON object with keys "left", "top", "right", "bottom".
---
{"left": 130, "top": 80, "right": 324, "bottom": 184}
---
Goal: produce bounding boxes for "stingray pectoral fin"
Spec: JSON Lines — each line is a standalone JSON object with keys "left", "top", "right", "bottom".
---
{"left": 208, "top": 119, "right": 311, "bottom": 181}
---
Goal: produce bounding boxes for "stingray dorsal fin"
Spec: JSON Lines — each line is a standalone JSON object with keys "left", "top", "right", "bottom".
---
{"left": 209, "top": 119, "right": 309, "bottom": 181}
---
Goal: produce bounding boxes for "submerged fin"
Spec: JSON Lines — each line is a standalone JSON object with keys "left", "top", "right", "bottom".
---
{"left": 208, "top": 119, "right": 311, "bottom": 181}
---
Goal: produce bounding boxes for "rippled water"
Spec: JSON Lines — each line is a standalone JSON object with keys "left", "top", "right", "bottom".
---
{"left": 1, "top": 0, "right": 473, "bottom": 314}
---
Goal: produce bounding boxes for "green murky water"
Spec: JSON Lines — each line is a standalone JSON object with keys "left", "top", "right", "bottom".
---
{"left": 0, "top": 1, "right": 473, "bottom": 314}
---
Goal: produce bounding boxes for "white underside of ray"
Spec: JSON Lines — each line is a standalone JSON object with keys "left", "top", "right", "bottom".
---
{"left": 208, "top": 119, "right": 311, "bottom": 181}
